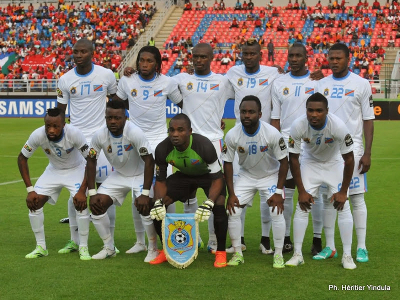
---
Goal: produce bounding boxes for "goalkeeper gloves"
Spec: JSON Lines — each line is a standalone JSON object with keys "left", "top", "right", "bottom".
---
{"left": 194, "top": 199, "right": 214, "bottom": 222}
{"left": 150, "top": 199, "right": 166, "bottom": 221}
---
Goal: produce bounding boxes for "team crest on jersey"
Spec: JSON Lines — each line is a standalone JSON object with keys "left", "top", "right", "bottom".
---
{"left": 325, "top": 137, "right": 334, "bottom": 144}
{"left": 70, "top": 87, "right": 77, "bottom": 95}
{"left": 186, "top": 82, "right": 193, "bottom": 90}
{"left": 237, "top": 77, "right": 243, "bottom": 86}
{"left": 139, "top": 147, "right": 149, "bottom": 155}
{"left": 107, "top": 145, "right": 112, "bottom": 153}
{"left": 221, "top": 144, "right": 227, "bottom": 154}
{"left": 190, "top": 159, "right": 200, "bottom": 165}
{"left": 44, "top": 148, "right": 51, "bottom": 154}
{"left": 93, "top": 85, "right": 103, "bottom": 92}
{"left": 279, "top": 137, "right": 287, "bottom": 150}
{"left": 345, "top": 89, "right": 355, "bottom": 97}
{"left": 283, "top": 87, "right": 289, "bottom": 95}
{"left": 288, "top": 137, "right": 294, "bottom": 148}
{"left": 24, "top": 144, "right": 32, "bottom": 152}
{"left": 88, "top": 148, "right": 97, "bottom": 158}
{"left": 169, "top": 160, "right": 175, "bottom": 166}
{"left": 303, "top": 138, "right": 310, "bottom": 143}
{"left": 345, "top": 134, "right": 354, "bottom": 147}
{"left": 259, "top": 79, "right": 268, "bottom": 86}
{"left": 124, "top": 144, "right": 133, "bottom": 151}
{"left": 131, "top": 89, "right": 137, "bottom": 97}
{"left": 323, "top": 88, "right": 329, "bottom": 96}
{"left": 369, "top": 95, "right": 374, "bottom": 107}
{"left": 260, "top": 145, "right": 269, "bottom": 152}
{"left": 57, "top": 88, "right": 63, "bottom": 98}
{"left": 238, "top": 146, "right": 245, "bottom": 153}
{"left": 66, "top": 147, "right": 74, "bottom": 154}
{"left": 305, "top": 87, "right": 315, "bottom": 94}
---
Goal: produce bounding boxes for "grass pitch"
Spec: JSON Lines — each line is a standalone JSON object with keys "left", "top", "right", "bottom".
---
{"left": 0, "top": 118, "right": 398, "bottom": 300}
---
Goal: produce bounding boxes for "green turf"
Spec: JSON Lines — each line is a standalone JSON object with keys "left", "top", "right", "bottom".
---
{"left": 0, "top": 118, "right": 399, "bottom": 299}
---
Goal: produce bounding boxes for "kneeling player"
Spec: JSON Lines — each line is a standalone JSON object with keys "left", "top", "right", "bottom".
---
{"left": 222, "top": 96, "right": 288, "bottom": 268}
{"left": 285, "top": 93, "right": 356, "bottom": 269}
{"left": 18, "top": 108, "right": 91, "bottom": 260}
{"left": 149, "top": 113, "right": 228, "bottom": 268}
{"left": 87, "top": 100, "right": 157, "bottom": 261}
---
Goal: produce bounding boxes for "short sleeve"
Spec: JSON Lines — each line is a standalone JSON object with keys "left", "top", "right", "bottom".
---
{"left": 271, "top": 81, "right": 281, "bottom": 120}
{"left": 154, "top": 139, "right": 170, "bottom": 181}
{"left": 221, "top": 130, "right": 236, "bottom": 163}
{"left": 57, "top": 76, "right": 69, "bottom": 105}
{"left": 106, "top": 69, "right": 118, "bottom": 94}
{"left": 116, "top": 76, "right": 129, "bottom": 100}
{"left": 166, "top": 77, "right": 183, "bottom": 104}
{"left": 21, "top": 128, "right": 42, "bottom": 158}
{"left": 360, "top": 80, "right": 375, "bottom": 121}
{"left": 288, "top": 120, "right": 302, "bottom": 154}
{"left": 87, "top": 132, "right": 102, "bottom": 159}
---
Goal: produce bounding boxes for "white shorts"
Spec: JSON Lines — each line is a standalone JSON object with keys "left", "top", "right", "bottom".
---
{"left": 212, "top": 139, "right": 223, "bottom": 164}
{"left": 95, "top": 150, "right": 113, "bottom": 183}
{"left": 97, "top": 171, "right": 144, "bottom": 206}
{"left": 348, "top": 155, "right": 367, "bottom": 195}
{"left": 234, "top": 172, "right": 280, "bottom": 207}
{"left": 300, "top": 160, "right": 347, "bottom": 199}
{"left": 34, "top": 164, "right": 85, "bottom": 205}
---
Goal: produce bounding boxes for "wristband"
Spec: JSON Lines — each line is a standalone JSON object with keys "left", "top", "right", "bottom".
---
{"left": 88, "top": 189, "right": 97, "bottom": 197}
{"left": 141, "top": 189, "right": 150, "bottom": 196}
{"left": 27, "top": 186, "right": 35, "bottom": 193}
{"left": 274, "top": 188, "right": 283, "bottom": 195}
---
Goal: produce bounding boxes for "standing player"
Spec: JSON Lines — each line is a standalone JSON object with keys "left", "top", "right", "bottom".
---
{"left": 87, "top": 100, "right": 156, "bottom": 261}
{"left": 222, "top": 96, "right": 288, "bottom": 268}
{"left": 56, "top": 39, "right": 125, "bottom": 254}
{"left": 173, "top": 43, "right": 234, "bottom": 252}
{"left": 225, "top": 38, "right": 282, "bottom": 254}
{"left": 18, "top": 107, "right": 91, "bottom": 260}
{"left": 149, "top": 114, "right": 228, "bottom": 268}
{"left": 285, "top": 93, "right": 356, "bottom": 269}
{"left": 314, "top": 43, "right": 374, "bottom": 263}
{"left": 114, "top": 45, "right": 182, "bottom": 254}
{"left": 271, "top": 43, "right": 323, "bottom": 255}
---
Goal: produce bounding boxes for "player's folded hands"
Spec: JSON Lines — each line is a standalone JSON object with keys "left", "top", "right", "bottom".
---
{"left": 150, "top": 199, "right": 166, "bottom": 221}
{"left": 195, "top": 199, "right": 214, "bottom": 222}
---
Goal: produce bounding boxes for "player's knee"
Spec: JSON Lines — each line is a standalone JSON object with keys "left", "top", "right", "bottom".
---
{"left": 228, "top": 207, "right": 242, "bottom": 221}
{"left": 269, "top": 206, "right": 283, "bottom": 219}
{"left": 350, "top": 193, "right": 366, "bottom": 208}
{"left": 141, "top": 214, "right": 153, "bottom": 225}
{"left": 213, "top": 205, "right": 228, "bottom": 222}
{"left": 214, "top": 194, "right": 226, "bottom": 206}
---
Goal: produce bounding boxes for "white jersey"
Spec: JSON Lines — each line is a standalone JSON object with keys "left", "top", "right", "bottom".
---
{"left": 289, "top": 113, "right": 354, "bottom": 163}
{"left": 89, "top": 122, "right": 152, "bottom": 177}
{"left": 21, "top": 124, "right": 88, "bottom": 170}
{"left": 116, "top": 73, "right": 182, "bottom": 144}
{"left": 271, "top": 71, "right": 317, "bottom": 139}
{"left": 57, "top": 64, "right": 118, "bottom": 141}
{"left": 174, "top": 72, "right": 234, "bottom": 142}
{"left": 315, "top": 71, "right": 374, "bottom": 156}
{"left": 222, "top": 121, "right": 288, "bottom": 178}
{"left": 226, "top": 65, "right": 282, "bottom": 125}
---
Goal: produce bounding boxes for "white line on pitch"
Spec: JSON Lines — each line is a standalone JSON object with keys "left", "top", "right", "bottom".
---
{"left": 0, "top": 177, "right": 39, "bottom": 186}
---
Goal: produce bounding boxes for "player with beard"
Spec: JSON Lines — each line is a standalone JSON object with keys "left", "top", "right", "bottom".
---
{"left": 18, "top": 108, "right": 91, "bottom": 260}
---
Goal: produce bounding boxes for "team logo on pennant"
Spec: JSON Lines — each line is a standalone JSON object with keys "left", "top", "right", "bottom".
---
{"left": 162, "top": 213, "right": 198, "bottom": 269}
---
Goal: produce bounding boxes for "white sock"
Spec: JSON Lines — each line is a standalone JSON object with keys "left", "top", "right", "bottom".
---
{"left": 228, "top": 207, "right": 243, "bottom": 255}
{"left": 166, "top": 202, "right": 176, "bottom": 213}
{"left": 240, "top": 206, "right": 247, "bottom": 238}
{"left": 311, "top": 195, "right": 323, "bottom": 238}
{"left": 131, "top": 202, "right": 145, "bottom": 245}
{"left": 283, "top": 188, "right": 294, "bottom": 237}
{"left": 107, "top": 204, "right": 116, "bottom": 241}
{"left": 91, "top": 213, "right": 113, "bottom": 249}
{"left": 350, "top": 193, "right": 367, "bottom": 249}
{"left": 76, "top": 209, "right": 90, "bottom": 248}
{"left": 338, "top": 202, "right": 353, "bottom": 256}
{"left": 260, "top": 197, "right": 271, "bottom": 237}
{"left": 29, "top": 207, "right": 46, "bottom": 249}
{"left": 270, "top": 206, "right": 285, "bottom": 256}
{"left": 141, "top": 215, "right": 157, "bottom": 250}
{"left": 183, "top": 197, "right": 198, "bottom": 213}
{"left": 323, "top": 200, "right": 337, "bottom": 250}
{"left": 208, "top": 213, "right": 216, "bottom": 242}
{"left": 68, "top": 196, "right": 79, "bottom": 244}
{"left": 293, "top": 203, "right": 310, "bottom": 256}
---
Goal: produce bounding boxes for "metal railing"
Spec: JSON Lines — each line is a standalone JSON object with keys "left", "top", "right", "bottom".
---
{"left": 116, "top": 0, "right": 175, "bottom": 74}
